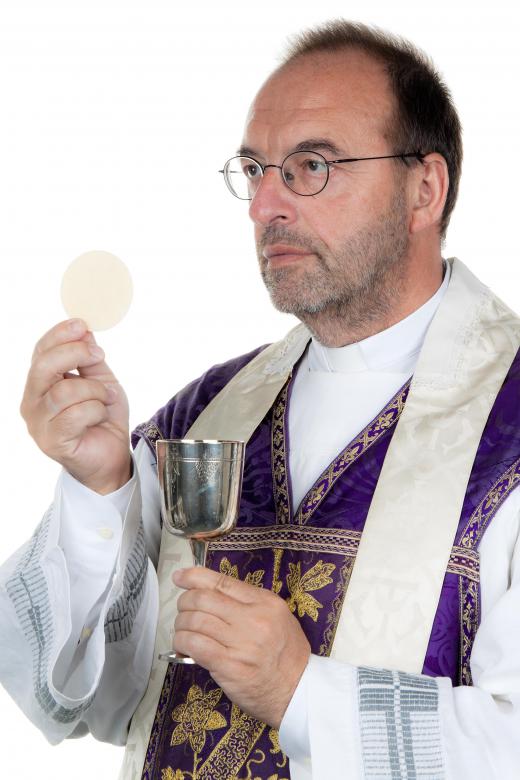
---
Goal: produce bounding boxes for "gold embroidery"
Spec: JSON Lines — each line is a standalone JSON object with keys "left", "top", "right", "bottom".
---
{"left": 219, "top": 558, "right": 239, "bottom": 578}
{"left": 272, "top": 548, "right": 284, "bottom": 594}
{"left": 219, "top": 557, "right": 265, "bottom": 588}
{"left": 271, "top": 383, "right": 291, "bottom": 525}
{"left": 233, "top": 744, "right": 289, "bottom": 780}
{"left": 145, "top": 422, "right": 163, "bottom": 443}
{"left": 231, "top": 701, "right": 241, "bottom": 726}
{"left": 197, "top": 706, "right": 266, "bottom": 780}
{"left": 294, "top": 382, "right": 410, "bottom": 525}
{"left": 446, "top": 546, "right": 479, "bottom": 582}
{"left": 170, "top": 684, "right": 227, "bottom": 755}
{"left": 161, "top": 770, "right": 185, "bottom": 780}
{"left": 286, "top": 560, "right": 336, "bottom": 621}
{"left": 460, "top": 458, "right": 520, "bottom": 549}
{"left": 245, "top": 569, "right": 265, "bottom": 587}
{"left": 210, "top": 525, "right": 360, "bottom": 555}
{"left": 233, "top": 748, "right": 265, "bottom": 779}
{"left": 268, "top": 728, "right": 288, "bottom": 769}
{"left": 213, "top": 526, "right": 478, "bottom": 579}
{"left": 268, "top": 728, "right": 281, "bottom": 754}
{"left": 319, "top": 558, "right": 355, "bottom": 656}
{"left": 460, "top": 578, "right": 479, "bottom": 685}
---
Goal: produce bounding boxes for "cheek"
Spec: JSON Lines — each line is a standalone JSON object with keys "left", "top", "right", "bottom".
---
{"left": 312, "top": 182, "right": 392, "bottom": 246}
{"left": 305, "top": 197, "right": 361, "bottom": 250}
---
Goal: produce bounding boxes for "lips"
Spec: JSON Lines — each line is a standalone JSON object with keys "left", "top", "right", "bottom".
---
{"left": 264, "top": 244, "right": 309, "bottom": 259}
{"left": 263, "top": 244, "right": 312, "bottom": 268}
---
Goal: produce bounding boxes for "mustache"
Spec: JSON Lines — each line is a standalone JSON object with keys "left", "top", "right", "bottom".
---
{"left": 257, "top": 225, "right": 320, "bottom": 255}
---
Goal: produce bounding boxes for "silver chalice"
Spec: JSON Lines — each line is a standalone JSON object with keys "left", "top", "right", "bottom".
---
{"left": 156, "top": 438, "right": 245, "bottom": 663}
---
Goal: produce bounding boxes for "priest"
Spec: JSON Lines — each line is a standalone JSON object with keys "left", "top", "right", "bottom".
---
{"left": 2, "top": 20, "right": 520, "bottom": 780}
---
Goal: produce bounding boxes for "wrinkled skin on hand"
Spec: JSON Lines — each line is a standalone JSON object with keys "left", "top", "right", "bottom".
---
{"left": 20, "top": 318, "right": 131, "bottom": 494}
{"left": 172, "top": 566, "right": 311, "bottom": 729}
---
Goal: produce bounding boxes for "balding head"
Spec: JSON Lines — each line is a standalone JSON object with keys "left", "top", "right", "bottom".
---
{"left": 273, "top": 20, "right": 462, "bottom": 239}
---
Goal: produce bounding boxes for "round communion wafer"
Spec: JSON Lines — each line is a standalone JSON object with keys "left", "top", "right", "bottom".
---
{"left": 61, "top": 250, "right": 133, "bottom": 331}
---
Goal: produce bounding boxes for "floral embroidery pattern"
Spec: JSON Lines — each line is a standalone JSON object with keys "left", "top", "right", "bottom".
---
{"left": 219, "top": 557, "right": 265, "bottom": 588}
{"left": 161, "top": 770, "right": 185, "bottom": 780}
{"left": 286, "top": 560, "right": 336, "bottom": 621}
{"left": 170, "top": 684, "right": 227, "bottom": 754}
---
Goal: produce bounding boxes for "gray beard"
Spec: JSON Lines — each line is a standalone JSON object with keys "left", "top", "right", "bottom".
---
{"left": 257, "top": 188, "right": 410, "bottom": 339}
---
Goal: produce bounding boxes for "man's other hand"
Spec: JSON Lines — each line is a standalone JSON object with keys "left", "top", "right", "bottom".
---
{"left": 172, "top": 566, "right": 311, "bottom": 729}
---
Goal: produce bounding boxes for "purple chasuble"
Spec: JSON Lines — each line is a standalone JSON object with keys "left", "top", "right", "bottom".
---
{"left": 131, "top": 344, "right": 520, "bottom": 780}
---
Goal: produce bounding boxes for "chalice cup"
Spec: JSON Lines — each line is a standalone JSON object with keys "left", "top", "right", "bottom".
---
{"left": 156, "top": 439, "right": 245, "bottom": 663}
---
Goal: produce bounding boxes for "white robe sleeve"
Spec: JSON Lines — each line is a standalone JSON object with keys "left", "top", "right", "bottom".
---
{"left": 0, "top": 438, "right": 160, "bottom": 747}
{"left": 279, "top": 487, "right": 520, "bottom": 780}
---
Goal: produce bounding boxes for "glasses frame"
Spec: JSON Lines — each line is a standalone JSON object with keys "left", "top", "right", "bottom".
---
{"left": 219, "top": 150, "right": 426, "bottom": 199}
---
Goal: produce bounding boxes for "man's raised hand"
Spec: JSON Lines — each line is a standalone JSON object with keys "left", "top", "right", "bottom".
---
{"left": 20, "top": 318, "right": 132, "bottom": 494}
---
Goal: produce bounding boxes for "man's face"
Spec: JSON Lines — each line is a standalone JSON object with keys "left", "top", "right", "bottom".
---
{"left": 241, "top": 51, "right": 412, "bottom": 335}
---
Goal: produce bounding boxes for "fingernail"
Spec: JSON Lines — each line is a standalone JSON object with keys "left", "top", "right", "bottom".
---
{"left": 69, "top": 318, "right": 86, "bottom": 334}
{"left": 89, "top": 345, "right": 104, "bottom": 360}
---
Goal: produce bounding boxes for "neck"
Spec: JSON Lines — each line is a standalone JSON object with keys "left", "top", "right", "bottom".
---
{"left": 298, "top": 253, "right": 445, "bottom": 348}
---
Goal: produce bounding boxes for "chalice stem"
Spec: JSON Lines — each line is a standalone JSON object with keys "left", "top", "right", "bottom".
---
{"left": 190, "top": 539, "right": 208, "bottom": 567}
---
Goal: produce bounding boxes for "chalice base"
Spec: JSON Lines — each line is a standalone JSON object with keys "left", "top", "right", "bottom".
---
{"left": 158, "top": 651, "right": 196, "bottom": 664}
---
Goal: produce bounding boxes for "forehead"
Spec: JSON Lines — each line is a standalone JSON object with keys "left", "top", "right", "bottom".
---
{"left": 242, "top": 50, "right": 395, "bottom": 156}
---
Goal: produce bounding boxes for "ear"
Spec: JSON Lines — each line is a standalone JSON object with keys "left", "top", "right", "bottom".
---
{"left": 408, "top": 153, "right": 449, "bottom": 235}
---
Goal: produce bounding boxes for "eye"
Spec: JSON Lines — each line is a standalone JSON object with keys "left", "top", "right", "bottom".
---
{"left": 242, "top": 162, "right": 261, "bottom": 180}
{"left": 303, "top": 157, "right": 327, "bottom": 175}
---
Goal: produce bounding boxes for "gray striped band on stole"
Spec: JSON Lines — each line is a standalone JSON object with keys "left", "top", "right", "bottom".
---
{"left": 5, "top": 509, "right": 95, "bottom": 723}
{"left": 104, "top": 519, "right": 147, "bottom": 643}
{"left": 358, "top": 667, "right": 444, "bottom": 779}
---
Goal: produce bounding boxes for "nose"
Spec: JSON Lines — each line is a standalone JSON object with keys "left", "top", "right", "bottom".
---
{"left": 248, "top": 165, "right": 298, "bottom": 227}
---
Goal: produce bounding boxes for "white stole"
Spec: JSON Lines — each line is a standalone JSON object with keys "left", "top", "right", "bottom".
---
{"left": 120, "top": 258, "right": 520, "bottom": 779}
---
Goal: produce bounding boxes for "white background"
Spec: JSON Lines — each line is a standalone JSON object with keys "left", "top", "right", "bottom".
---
{"left": 0, "top": 0, "right": 518, "bottom": 777}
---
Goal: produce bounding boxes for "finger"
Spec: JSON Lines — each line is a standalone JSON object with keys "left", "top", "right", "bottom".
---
{"left": 32, "top": 319, "right": 89, "bottom": 360}
{"left": 173, "top": 566, "right": 260, "bottom": 605}
{"left": 176, "top": 587, "right": 242, "bottom": 623}
{"left": 173, "top": 629, "right": 226, "bottom": 666}
{"left": 49, "top": 399, "right": 109, "bottom": 442}
{"left": 174, "top": 610, "right": 230, "bottom": 646}
{"left": 44, "top": 377, "right": 117, "bottom": 420}
{"left": 27, "top": 341, "right": 109, "bottom": 400}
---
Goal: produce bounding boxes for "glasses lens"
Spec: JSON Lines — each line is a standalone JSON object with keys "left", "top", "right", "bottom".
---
{"left": 223, "top": 156, "right": 262, "bottom": 200}
{"left": 282, "top": 151, "right": 328, "bottom": 195}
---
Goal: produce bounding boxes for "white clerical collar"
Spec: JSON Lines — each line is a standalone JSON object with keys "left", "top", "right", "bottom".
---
{"left": 308, "top": 261, "right": 451, "bottom": 373}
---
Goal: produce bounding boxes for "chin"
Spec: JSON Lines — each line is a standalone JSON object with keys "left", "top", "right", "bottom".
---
{"left": 268, "top": 290, "right": 327, "bottom": 316}
{"left": 263, "top": 270, "right": 329, "bottom": 315}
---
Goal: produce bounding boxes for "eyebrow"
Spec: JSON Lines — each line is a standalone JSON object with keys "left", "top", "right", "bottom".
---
{"left": 237, "top": 137, "right": 345, "bottom": 160}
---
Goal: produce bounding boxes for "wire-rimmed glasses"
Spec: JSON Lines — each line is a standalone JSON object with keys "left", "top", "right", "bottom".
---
{"left": 220, "top": 150, "right": 425, "bottom": 200}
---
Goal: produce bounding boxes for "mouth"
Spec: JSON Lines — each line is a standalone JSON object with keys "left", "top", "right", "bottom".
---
{"left": 263, "top": 244, "right": 313, "bottom": 269}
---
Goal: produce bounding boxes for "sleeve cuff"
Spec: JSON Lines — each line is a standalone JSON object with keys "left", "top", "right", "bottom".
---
{"left": 57, "top": 462, "right": 137, "bottom": 586}
{"left": 278, "top": 654, "right": 312, "bottom": 760}
{"left": 60, "top": 461, "right": 136, "bottom": 518}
